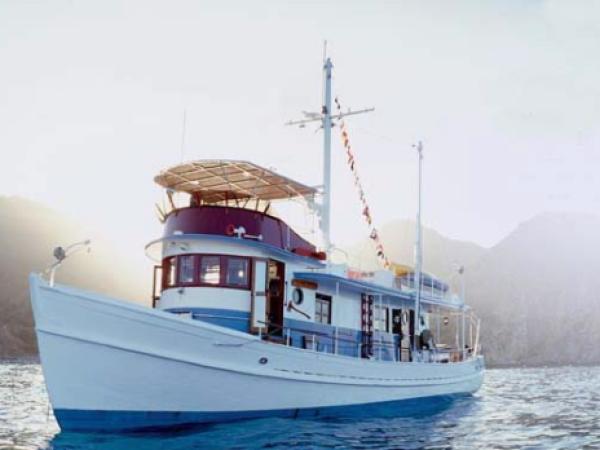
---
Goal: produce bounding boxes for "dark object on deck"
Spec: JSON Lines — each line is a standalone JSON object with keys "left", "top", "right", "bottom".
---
{"left": 303, "top": 335, "right": 318, "bottom": 350}
{"left": 420, "top": 329, "right": 434, "bottom": 350}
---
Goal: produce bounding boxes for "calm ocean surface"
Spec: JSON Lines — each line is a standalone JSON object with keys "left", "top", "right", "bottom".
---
{"left": 1, "top": 362, "right": 599, "bottom": 450}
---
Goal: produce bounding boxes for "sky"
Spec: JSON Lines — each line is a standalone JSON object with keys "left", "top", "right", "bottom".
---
{"left": 1, "top": 0, "right": 599, "bottom": 261}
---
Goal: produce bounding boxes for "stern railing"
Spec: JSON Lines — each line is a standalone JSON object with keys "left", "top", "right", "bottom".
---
{"left": 254, "top": 319, "right": 478, "bottom": 363}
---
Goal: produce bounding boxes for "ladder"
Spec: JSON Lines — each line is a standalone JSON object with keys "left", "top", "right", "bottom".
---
{"left": 361, "top": 293, "right": 374, "bottom": 358}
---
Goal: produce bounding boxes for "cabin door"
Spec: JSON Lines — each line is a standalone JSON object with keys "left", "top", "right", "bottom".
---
{"left": 392, "top": 309, "right": 402, "bottom": 334}
{"left": 391, "top": 308, "right": 402, "bottom": 361}
{"left": 266, "top": 260, "right": 285, "bottom": 337}
{"left": 409, "top": 309, "right": 416, "bottom": 362}
{"left": 392, "top": 309, "right": 412, "bottom": 362}
{"left": 251, "top": 259, "right": 268, "bottom": 334}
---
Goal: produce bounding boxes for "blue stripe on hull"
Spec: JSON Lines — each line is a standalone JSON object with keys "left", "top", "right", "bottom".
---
{"left": 162, "top": 308, "right": 399, "bottom": 361}
{"left": 54, "top": 394, "right": 465, "bottom": 432}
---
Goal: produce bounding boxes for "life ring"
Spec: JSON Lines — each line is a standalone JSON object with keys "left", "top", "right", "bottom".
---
{"left": 402, "top": 310, "right": 409, "bottom": 326}
{"left": 225, "top": 224, "right": 236, "bottom": 236}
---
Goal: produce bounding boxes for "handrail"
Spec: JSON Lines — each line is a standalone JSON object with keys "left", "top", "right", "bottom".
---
{"left": 44, "top": 239, "right": 92, "bottom": 287}
{"left": 252, "top": 318, "right": 477, "bottom": 363}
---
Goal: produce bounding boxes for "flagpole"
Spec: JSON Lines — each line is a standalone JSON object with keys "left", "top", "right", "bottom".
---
{"left": 285, "top": 50, "right": 373, "bottom": 259}
{"left": 322, "top": 57, "right": 333, "bottom": 254}
{"left": 413, "top": 141, "right": 424, "bottom": 359}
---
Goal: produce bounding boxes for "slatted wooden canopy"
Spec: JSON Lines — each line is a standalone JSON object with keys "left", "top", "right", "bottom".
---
{"left": 154, "top": 160, "right": 317, "bottom": 203}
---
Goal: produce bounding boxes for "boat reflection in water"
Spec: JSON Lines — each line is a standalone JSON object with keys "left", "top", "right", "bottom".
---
{"left": 47, "top": 396, "right": 479, "bottom": 449}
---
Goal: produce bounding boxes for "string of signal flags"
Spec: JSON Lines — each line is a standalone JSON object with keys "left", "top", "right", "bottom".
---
{"left": 334, "top": 96, "right": 391, "bottom": 270}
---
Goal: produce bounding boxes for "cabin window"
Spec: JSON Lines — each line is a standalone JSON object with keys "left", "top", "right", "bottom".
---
{"left": 164, "top": 256, "right": 177, "bottom": 288}
{"left": 226, "top": 257, "right": 249, "bottom": 288}
{"left": 161, "top": 254, "right": 252, "bottom": 291}
{"left": 373, "top": 305, "right": 389, "bottom": 332}
{"left": 178, "top": 255, "right": 196, "bottom": 284}
{"left": 200, "top": 256, "right": 221, "bottom": 285}
{"left": 315, "top": 293, "right": 332, "bottom": 325}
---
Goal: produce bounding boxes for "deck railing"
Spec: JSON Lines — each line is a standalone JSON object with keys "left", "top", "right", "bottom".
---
{"left": 255, "top": 319, "right": 479, "bottom": 364}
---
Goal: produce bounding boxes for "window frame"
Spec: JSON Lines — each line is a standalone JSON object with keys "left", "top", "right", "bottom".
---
{"left": 162, "top": 256, "right": 178, "bottom": 289}
{"left": 373, "top": 304, "right": 389, "bottom": 333}
{"left": 199, "top": 254, "right": 223, "bottom": 286}
{"left": 225, "top": 256, "right": 250, "bottom": 288}
{"left": 178, "top": 254, "right": 198, "bottom": 285}
{"left": 161, "top": 254, "right": 252, "bottom": 291}
{"left": 315, "top": 293, "right": 332, "bottom": 325}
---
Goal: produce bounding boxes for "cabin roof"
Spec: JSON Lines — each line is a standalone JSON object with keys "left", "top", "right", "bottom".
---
{"left": 154, "top": 160, "right": 317, "bottom": 203}
{"left": 293, "top": 272, "right": 462, "bottom": 309}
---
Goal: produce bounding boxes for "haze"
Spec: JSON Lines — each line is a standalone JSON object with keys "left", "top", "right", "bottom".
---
{"left": 1, "top": 0, "right": 599, "bottom": 261}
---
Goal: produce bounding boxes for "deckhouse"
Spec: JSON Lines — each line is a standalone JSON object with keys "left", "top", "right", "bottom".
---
{"left": 147, "top": 160, "right": 476, "bottom": 363}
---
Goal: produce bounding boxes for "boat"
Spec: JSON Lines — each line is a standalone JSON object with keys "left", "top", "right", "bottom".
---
{"left": 29, "top": 55, "right": 484, "bottom": 432}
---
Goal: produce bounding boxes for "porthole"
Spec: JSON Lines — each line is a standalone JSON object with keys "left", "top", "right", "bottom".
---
{"left": 259, "top": 357, "right": 268, "bottom": 365}
{"left": 292, "top": 288, "right": 304, "bottom": 305}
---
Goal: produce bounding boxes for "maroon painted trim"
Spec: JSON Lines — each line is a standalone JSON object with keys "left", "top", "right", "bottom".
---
{"left": 162, "top": 256, "right": 177, "bottom": 289}
{"left": 152, "top": 265, "right": 162, "bottom": 307}
{"left": 163, "top": 205, "right": 321, "bottom": 259}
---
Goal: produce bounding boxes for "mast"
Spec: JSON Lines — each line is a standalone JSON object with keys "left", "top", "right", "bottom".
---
{"left": 285, "top": 50, "right": 373, "bottom": 257}
{"left": 413, "top": 141, "right": 424, "bottom": 357}
{"left": 322, "top": 58, "right": 333, "bottom": 252}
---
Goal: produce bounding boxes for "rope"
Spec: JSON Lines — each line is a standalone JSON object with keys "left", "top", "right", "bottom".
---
{"left": 334, "top": 96, "right": 391, "bottom": 269}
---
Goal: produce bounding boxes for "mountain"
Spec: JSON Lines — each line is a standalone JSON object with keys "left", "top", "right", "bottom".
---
{"left": 347, "top": 212, "right": 600, "bottom": 367}
{"left": 344, "top": 219, "right": 486, "bottom": 281}
{"left": 466, "top": 212, "right": 600, "bottom": 366}
{"left": 0, "top": 197, "right": 149, "bottom": 358}
{"left": 3, "top": 195, "right": 598, "bottom": 367}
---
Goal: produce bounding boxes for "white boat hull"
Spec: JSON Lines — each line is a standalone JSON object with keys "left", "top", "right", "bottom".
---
{"left": 30, "top": 274, "right": 484, "bottom": 431}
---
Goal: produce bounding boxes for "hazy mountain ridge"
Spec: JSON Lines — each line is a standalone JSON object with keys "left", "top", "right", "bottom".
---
{"left": 466, "top": 212, "right": 600, "bottom": 366}
{"left": 2, "top": 197, "right": 599, "bottom": 367}
{"left": 349, "top": 212, "right": 600, "bottom": 366}
{"left": 0, "top": 196, "right": 148, "bottom": 358}
{"left": 345, "top": 219, "right": 487, "bottom": 281}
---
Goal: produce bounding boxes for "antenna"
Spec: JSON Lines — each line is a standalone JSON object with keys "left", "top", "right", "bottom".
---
{"left": 180, "top": 108, "right": 187, "bottom": 162}
{"left": 321, "top": 40, "right": 327, "bottom": 105}
{"left": 412, "top": 141, "right": 424, "bottom": 359}
{"left": 285, "top": 52, "right": 374, "bottom": 256}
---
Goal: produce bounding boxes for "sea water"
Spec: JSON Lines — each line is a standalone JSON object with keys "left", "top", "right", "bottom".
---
{"left": 1, "top": 361, "right": 599, "bottom": 449}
